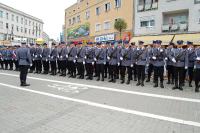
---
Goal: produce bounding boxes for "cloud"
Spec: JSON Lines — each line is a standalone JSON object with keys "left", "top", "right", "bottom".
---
{"left": 0, "top": 0, "right": 76, "bottom": 40}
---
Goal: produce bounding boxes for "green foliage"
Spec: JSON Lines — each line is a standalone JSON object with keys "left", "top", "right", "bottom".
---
{"left": 114, "top": 18, "right": 127, "bottom": 39}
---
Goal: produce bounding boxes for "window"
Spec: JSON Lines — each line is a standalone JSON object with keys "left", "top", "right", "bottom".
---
{"left": 140, "top": 19, "right": 155, "bottom": 27}
{"left": 25, "top": 19, "right": 27, "bottom": 25}
{"left": 115, "top": 0, "right": 121, "bottom": 8}
{"left": 6, "top": 13, "right": 9, "bottom": 20}
{"left": 29, "top": 21, "right": 31, "bottom": 26}
{"left": 105, "top": 3, "right": 111, "bottom": 12}
{"left": 104, "top": 21, "right": 111, "bottom": 30}
{"left": 72, "top": 17, "right": 76, "bottom": 24}
{"left": 0, "top": 11, "right": 3, "bottom": 18}
{"left": 86, "top": 10, "right": 90, "bottom": 19}
{"left": 12, "top": 14, "right": 14, "bottom": 21}
{"left": 195, "top": 0, "right": 200, "bottom": 4}
{"left": 6, "top": 23, "right": 9, "bottom": 29}
{"left": 77, "top": 15, "right": 81, "bottom": 23}
{"left": 16, "top": 26, "right": 19, "bottom": 32}
{"left": 29, "top": 29, "right": 31, "bottom": 34}
{"left": 0, "top": 21, "right": 3, "bottom": 29}
{"left": 21, "top": 18, "right": 23, "bottom": 24}
{"left": 25, "top": 28, "right": 27, "bottom": 34}
{"left": 96, "top": 7, "right": 101, "bottom": 15}
{"left": 11, "top": 24, "right": 14, "bottom": 31}
{"left": 69, "top": 19, "right": 71, "bottom": 25}
{"left": 21, "top": 27, "right": 23, "bottom": 33}
{"left": 16, "top": 16, "right": 19, "bottom": 23}
{"left": 95, "top": 23, "right": 101, "bottom": 32}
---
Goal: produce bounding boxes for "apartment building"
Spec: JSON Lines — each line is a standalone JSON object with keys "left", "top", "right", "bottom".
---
{"left": 65, "top": 0, "right": 134, "bottom": 43}
{"left": 0, "top": 2, "right": 43, "bottom": 45}
{"left": 132, "top": 0, "right": 200, "bottom": 45}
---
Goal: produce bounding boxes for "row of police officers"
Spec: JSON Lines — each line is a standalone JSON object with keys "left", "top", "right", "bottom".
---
{"left": 0, "top": 40, "right": 200, "bottom": 92}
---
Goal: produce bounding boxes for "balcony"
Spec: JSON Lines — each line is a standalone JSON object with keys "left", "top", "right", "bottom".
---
{"left": 162, "top": 23, "right": 188, "bottom": 33}
{"left": 137, "top": 2, "right": 158, "bottom": 12}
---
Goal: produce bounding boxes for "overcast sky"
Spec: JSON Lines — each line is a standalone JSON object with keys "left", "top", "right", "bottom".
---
{"left": 1, "top": 0, "right": 76, "bottom": 40}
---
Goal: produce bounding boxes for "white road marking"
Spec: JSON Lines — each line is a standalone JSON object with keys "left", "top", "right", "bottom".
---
{"left": 0, "top": 82, "right": 200, "bottom": 127}
{"left": 0, "top": 72, "right": 200, "bottom": 103}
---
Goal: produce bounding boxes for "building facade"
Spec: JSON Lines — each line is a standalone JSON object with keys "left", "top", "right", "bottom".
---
{"left": 0, "top": 2, "right": 43, "bottom": 45}
{"left": 134, "top": 0, "right": 200, "bottom": 36}
{"left": 65, "top": 0, "right": 134, "bottom": 43}
{"left": 42, "top": 32, "right": 50, "bottom": 44}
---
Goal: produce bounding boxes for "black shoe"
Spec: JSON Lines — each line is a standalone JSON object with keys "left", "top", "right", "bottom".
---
{"left": 146, "top": 79, "right": 150, "bottom": 82}
{"left": 112, "top": 79, "right": 116, "bottom": 83}
{"left": 189, "top": 84, "right": 193, "bottom": 87}
{"left": 172, "top": 86, "right": 178, "bottom": 90}
{"left": 171, "top": 81, "right": 174, "bottom": 85}
{"left": 101, "top": 78, "right": 104, "bottom": 81}
{"left": 141, "top": 82, "right": 144, "bottom": 87}
{"left": 154, "top": 84, "right": 158, "bottom": 88}
{"left": 136, "top": 82, "right": 141, "bottom": 86}
{"left": 108, "top": 79, "right": 113, "bottom": 82}
{"left": 96, "top": 78, "right": 100, "bottom": 81}
{"left": 126, "top": 80, "right": 130, "bottom": 85}
{"left": 21, "top": 83, "right": 30, "bottom": 87}
{"left": 179, "top": 87, "right": 183, "bottom": 91}
{"left": 29, "top": 70, "right": 33, "bottom": 73}
{"left": 160, "top": 83, "right": 164, "bottom": 88}
{"left": 195, "top": 88, "right": 199, "bottom": 93}
{"left": 86, "top": 77, "right": 90, "bottom": 80}
{"left": 121, "top": 80, "right": 125, "bottom": 84}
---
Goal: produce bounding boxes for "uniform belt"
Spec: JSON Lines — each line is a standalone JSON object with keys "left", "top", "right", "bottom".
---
{"left": 177, "top": 60, "right": 184, "bottom": 62}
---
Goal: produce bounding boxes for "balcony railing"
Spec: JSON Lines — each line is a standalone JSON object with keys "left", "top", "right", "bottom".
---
{"left": 137, "top": 2, "right": 158, "bottom": 12}
{"left": 162, "top": 23, "right": 188, "bottom": 32}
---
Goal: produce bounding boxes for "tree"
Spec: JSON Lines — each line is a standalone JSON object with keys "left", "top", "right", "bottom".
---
{"left": 114, "top": 18, "right": 127, "bottom": 40}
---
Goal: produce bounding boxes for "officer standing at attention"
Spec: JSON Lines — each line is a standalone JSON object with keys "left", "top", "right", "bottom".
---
{"left": 135, "top": 41, "right": 149, "bottom": 87}
{"left": 59, "top": 43, "right": 68, "bottom": 77}
{"left": 29, "top": 43, "right": 36, "bottom": 73}
{"left": 50, "top": 43, "right": 58, "bottom": 76}
{"left": 76, "top": 42, "right": 86, "bottom": 79}
{"left": 85, "top": 42, "right": 95, "bottom": 80}
{"left": 68, "top": 43, "right": 77, "bottom": 78}
{"left": 0, "top": 47, "right": 4, "bottom": 69}
{"left": 166, "top": 42, "right": 175, "bottom": 85}
{"left": 120, "top": 41, "right": 133, "bottom": 84}
{"left": 194, "top": 45, "right": 200, "bottom": 92}
{"left": 42, "top": 43, "right": 50, "bottom": 74}
{"left": 170, "top": 40, "right": 188, "bottom": 91}
{"left": 152, "top": 40, "right": 166, "bottom": 88}
{"left": 187, "top": 41, "right": 195, "bottom": 87}
{"left": 94, "top": 42, "right": 107, "bottom": 81}
{"left": 34, "top": 44, "right": 43, "bottom": 74}
{"left": 16, "top": 42, "right": 32, "bottom": 86}
{"left": 107, "top": 41, "right": 119, "bottom": 83}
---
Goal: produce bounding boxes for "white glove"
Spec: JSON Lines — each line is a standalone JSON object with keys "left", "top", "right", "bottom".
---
{"left": 94, "top": 58, "right": 97, "bottom": 61}
{"left": 120, "top": 57, "right": 123, "bottom": 61}
{"left": 73, "top": 60, "right": 76, "bottom": 63}
{"left": 104, "top": 62, "right": 106, "bottom": 65}
{"left": 83, "top": 61, "right": 85, "bottom": 65}
{"left": 92, "top": 62, "right": 94, "bottom": 65}
{"left": 160, "top": 49, "right": 163, "bottom": 52}
{"left": 75, "top": 55, "right": 78, "bottom": 59}
{"left": 118, "top": 62, "right": 120, "bottom": 66}
{"left": 165, "top": 57, "right": 168, "bottom": 61}
{"left": 48, "top": 55, "right": 50, "bottom": 58}
{"left": 172, "top": 58, "right": 176, "bottom": 63}
{"left": 194, "top": 65, "right": 196, "bottom": 69}
{"left": 35, "top": 55, "right": 37, "bottom": 58}
{"left": 51, "top": 56, "right": 53, "bottom": 59}
{"left": 30, "top": 64, "right": 33, "bottom": 67}
{"left": 84, "top": 56, "right": 87, "bottom": 59}
{"left": 152, "top": 56, "right": 156, "bottom": 60}
{"left": 66, "top": 55, "right": 68, "bottom": 58}
{"left": 196, "top": 57, "right": 200, "bottom": 61}
{"left": 146, "top": 64, "right": 149, "bottom": 67}
{"left": 107, "top": 56, "right": 110, "bottom": 60}
{"left": 57, "top": 56, "right": 59, "bottom": 58}
{"left": 185, "top": 66, "right": 188, "bottom": 70}
{"left": 46, "top": 59, "right": 48, "bottom": 62}
{"left": 40, "top": 55, "right": 42, "bottom": 58}
{"left": 60, "top": 56, "right": 63, "bottom": 59}
{"left": 131, "top": 64, "right": 133, "bottom": 68}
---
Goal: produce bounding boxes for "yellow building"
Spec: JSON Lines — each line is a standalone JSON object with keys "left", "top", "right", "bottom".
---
{"left": 65, "top": 0, "right": 134, "bottom": 43}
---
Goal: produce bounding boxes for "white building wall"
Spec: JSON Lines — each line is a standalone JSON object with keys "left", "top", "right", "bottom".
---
{"left": 134, "top": 0, "right": 200, "bottom": 36}
{"left": 0, "top": 2, "right": 43, "bottom": 43}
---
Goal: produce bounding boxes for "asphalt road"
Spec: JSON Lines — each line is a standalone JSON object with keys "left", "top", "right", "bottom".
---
{"left": 0, "top": 70, "right": 200, "bottom": 133}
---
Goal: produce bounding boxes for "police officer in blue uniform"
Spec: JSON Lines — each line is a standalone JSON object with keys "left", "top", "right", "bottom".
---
{"left": 59, "top": 43, "right": 68, "bottom": 76}
{"left": 0, "top": 46, "right": 4, "bottom": 69}
{"left": 107, "top": 41, "right": 119, "bottom": 83}
{"left": 34, "top": 44, "right": 43, "bottom": 74}
{"left": 194, "top": 45, "right": 200, "bottom": 92}
{"left": 94, "top": 42, "right": 107, "bottom": 81}
{"left": 29, "top": 43, "right": 36, "bottom": 73}
{"left": 68, "top": 42, "right": 77, "bottom": 78}
{"left": 42, "top": 43, "right": 50, "bottom": 74}
{"left": 85, "top": 42, "right": 95, "bottom": 80}
{"left": 166, "top": 42, "right": 175, "bottom": 84}
{"left": 135, "top": 41, "right": 149, "bottom": 87}
{"left": 76, "top": 42, "right": 86, "bottom": 79}
{"left": 50, "top": 43, "right": 58, "bottom": 76}
{"left": 170, "top": 40, "right": 188, "bottom": 91}
{"left": 16, "top": 42, "right": 32, "bottom": 86}
{"left": 152, "top": 40, "right": 166, "bottom": 88}
{"left": 187, "top": 41, "right": 196, "bottom": 87}
{"left": 120, "top": 41, "right": 133, "bottom": 84}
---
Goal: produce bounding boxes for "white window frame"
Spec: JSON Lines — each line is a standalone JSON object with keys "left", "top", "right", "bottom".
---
{"left": 85, "top": 10, "right": 90, "bottom": 19}
{"left": 0, "top": 21, "right": 3, "bottom": 29}
{"left": 104, "top": 21, "right": 111, "bottom": 30}
{"left": 0, "top": 11, "right": 3, "bottom": 18}
{"left": 105, "top": 2, "right": 111, "bottom": 12}
{"left": 95, "top": 23, "right": 101, "bottom": 32}
{"left": 115, "top": 0, "right": 121, "bottom": 8}
{"left": 96, "top": 7, "right": 101, "bottom": 16}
